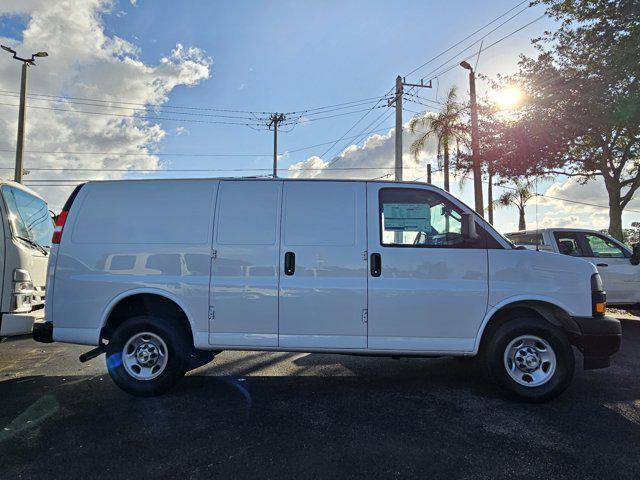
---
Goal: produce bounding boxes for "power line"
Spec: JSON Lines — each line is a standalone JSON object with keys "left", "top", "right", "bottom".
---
{"left": 0, "top": 102, "right": 270, "bottom": 127}
{"left": 317, "top": 86, "right": 396, "bottom": 161}
{"left": 445, "top": 171, "right": 640, "bottom": 215}
{"left": 0, "top": 149, "right": 270, "bottom": 157}
{"left": 0, "top": 92, "right": 269, "bottom": 121}
{"left": 422, "top": 14, "right": 547, "bottom": 83}
{"left": 0, "top": 89, "right": 272, "bottom": 115}
{"left": 0, "top": 88, "right": 393, "bottom": 119}
{"left": 285, "top": 95, "right": 393, "bottom": 115}
{"left": 403, "top": 0, "right": 530, "bottom": 78}
{"left": 0, "top": 127, "right": 396, "bottom": 159}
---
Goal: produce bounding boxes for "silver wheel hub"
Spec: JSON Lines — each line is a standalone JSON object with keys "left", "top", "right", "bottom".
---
{"left": 123, "top": 332, "right": 168, "bottom": 381}
{"left": 504, "top": 335, "right": 556, "bottom": 387}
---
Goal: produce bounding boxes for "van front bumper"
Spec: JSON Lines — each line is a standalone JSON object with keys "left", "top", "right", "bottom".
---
{"left": 0, "top": 309, "right": 45, "bottom": 337}
{"left": 570, "top": 315, "right": 621, "bottom": 370}
{"left": 32, "top": 320, "right": 54, "bottom": 343}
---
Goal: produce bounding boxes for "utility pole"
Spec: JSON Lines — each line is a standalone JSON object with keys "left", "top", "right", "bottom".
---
{"left": 426, "top": 164, "right": 432, "bottom": 184}
{"left": 1, "top": 45, "right": 48, "bottom": 184}
{"left": 268, "top": 113, "right": 285, "bottom": 178}
{"left": 460, "top": 60, "right": 484, "bottom": 216}
{"left": 388, "top": 76, "right": 431, "bottom": 181}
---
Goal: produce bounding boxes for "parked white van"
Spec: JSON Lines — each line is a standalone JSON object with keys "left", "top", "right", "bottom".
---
{"left": 0, "top": 181, "right": 52, "bottom": 337}
{"left": 33, "top": 179, "right": 621, "bottom": 401}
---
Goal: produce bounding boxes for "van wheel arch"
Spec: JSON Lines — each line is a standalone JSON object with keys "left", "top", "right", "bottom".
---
{"left": 479, "top": 301, "right": 580, "bottom": 353}
{"left": 101, "top": 293, "right": 194, "bottom": 350}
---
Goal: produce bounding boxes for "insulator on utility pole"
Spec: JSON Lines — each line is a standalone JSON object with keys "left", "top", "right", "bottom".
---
{"left": 268, "top": 113, "right": 286, "bottom": 178}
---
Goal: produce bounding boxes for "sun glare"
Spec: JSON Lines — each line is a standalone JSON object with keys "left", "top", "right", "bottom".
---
{"left": 492, "top": 87, "right": 522, "bottom": 109}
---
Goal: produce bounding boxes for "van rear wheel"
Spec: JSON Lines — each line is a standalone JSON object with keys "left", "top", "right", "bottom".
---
{"left": 105, "top": 316, "right": 190, "bottom": 397}
{"left": 482, "top": 316, "right": 574, "bottom": 402}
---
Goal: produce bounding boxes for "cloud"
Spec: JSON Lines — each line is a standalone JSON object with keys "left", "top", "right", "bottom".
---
{"left": 0, "top": 0, "right": 211, "bottom": 209}
{"left": 539, "top": 176, "right": 640, "bottom": 213}
{"left": 287, "top": 122, "right": 439, "bottom": 181}
{"left": 174, "top": 126, "right": 189, "bottom": 136}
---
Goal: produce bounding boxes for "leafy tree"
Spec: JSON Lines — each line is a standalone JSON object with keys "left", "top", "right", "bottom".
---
{"left": 494, "top": 0, "right": 640, "bottom": 241}
{"left": 409, "top": 86, "right": 466, "bottom": 191}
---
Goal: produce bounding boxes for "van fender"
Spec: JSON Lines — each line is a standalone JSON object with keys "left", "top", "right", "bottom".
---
{"left": 99, "top": 287, "right": 198, "bottom": 342}
{"left": 472, "top": 294, "right": 579, "bottom": 354}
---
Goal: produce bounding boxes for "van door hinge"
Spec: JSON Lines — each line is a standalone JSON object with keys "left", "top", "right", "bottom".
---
{"left": 211, "top": 249, "right": 217, "bottom": 259}
{"left": 361, "top": 308, "right": 368, "bottom": 324}
{"left": 362, "top": 250, "right": 368, "bottom": 261}
{"left": 208, "top": 307, "right": 215, "bottom": 321}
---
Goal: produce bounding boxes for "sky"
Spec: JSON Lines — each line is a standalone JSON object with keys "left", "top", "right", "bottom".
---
{"left": 0, "top": 0, "right": 638, "bottom": 234}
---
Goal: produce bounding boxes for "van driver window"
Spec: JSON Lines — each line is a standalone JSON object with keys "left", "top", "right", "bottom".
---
{"left": 379, "top": 188, "right": 467, "bottom": 247}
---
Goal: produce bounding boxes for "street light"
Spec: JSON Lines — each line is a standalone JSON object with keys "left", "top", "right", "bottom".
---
{"left": 460, "top": 60, "right": 484, "bottom": 217}
{"left": 1, "top": 45, "right": 48, "bottom": 183}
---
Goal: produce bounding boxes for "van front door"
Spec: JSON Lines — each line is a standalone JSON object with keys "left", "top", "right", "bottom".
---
{"left": 209, "top": 180, "right": 282, "bottom": 347}
{"left": 278, "top": 181, "right": 367, "bottom": 349}
{"left": 366, "top": 184, "right": 489, "bottom": 352}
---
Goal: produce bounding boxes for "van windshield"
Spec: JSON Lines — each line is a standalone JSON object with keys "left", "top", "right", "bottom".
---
{"left": 1, "top": 186, "right": 54, "bottom": 249}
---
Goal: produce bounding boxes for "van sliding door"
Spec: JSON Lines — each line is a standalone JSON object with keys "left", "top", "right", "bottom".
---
{"left": 278, "top": 181, "right": 367, "bottom": 349}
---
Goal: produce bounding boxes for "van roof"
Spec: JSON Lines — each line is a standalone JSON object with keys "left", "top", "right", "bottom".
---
{"left": 81, "top": 176, "right": 439, "bottom": 190}
{"left": 0, "top": 179, "right": 47, "bottom": 202}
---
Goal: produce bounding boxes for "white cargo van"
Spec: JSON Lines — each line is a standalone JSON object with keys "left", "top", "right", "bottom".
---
{"left": 33, "top": 179, "right": 621, "bottom": 401}
{"left": 0, "top": 181, "right": 52, "bottom": 337}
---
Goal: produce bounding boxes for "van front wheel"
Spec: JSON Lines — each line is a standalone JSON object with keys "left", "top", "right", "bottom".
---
{"left": 482, "top": 316, "right": 575, "bottom": 402}
{"left": 105, "top": 316, "right": 190, "bottom": 396}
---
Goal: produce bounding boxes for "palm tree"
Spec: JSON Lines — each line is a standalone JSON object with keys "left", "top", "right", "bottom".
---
{"left": 491, "top": 180, "right": 534, "bottom": 230}
{"left": 409, "top": 86, "right": 465, "bottom": 191}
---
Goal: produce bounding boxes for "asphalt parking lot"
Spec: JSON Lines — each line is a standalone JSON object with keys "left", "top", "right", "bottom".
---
{"left": 1, "top": 315, "right": 640, "bottom": 480}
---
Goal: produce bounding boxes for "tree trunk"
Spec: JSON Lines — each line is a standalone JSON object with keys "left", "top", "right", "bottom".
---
{"left": 443, "top": 140, "right": 450, "bottom": 192}
{"left": 604, "top": 178, "right": 624, "bottom": 241}
{"left": 608, "top": 203, "right": 624, "bottom": 241}
{"left": 518, "top": 207, "right": 526, "bottom": 231}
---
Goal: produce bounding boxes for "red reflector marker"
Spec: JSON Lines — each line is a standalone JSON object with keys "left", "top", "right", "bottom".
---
{"left": 52, "top": 210, "right": 68, "bottom": 244}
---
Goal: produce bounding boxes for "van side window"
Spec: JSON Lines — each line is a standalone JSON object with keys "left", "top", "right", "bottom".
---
{"left": 379, "top": 188, "right": 472, "bottom": 248}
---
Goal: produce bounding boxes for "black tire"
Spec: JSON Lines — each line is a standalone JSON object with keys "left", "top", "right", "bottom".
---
{"left": 105, "top": 315, "right": 191, "bottom": 397}
{"left": 481, "top": 315, "right": 575, "bottom": 402}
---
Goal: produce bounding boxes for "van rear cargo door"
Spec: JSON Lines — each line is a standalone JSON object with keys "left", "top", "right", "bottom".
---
{"left": 278, "top": 181, "right": 367, "bottom": 349}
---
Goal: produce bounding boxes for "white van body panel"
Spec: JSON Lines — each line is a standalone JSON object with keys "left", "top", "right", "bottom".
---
{"left": 209, "top": 180, "right": 281, "bottom": 347}
{"left": 488, "top": 249, "right": 595, "bottom": 318}
{"left": 50, "top": 179, "right": 217, "bottom": 345}
{"left": 366, "top": 183, "right": 489, "bottom": 352}
{"left": 48, "top": 178, "right": 598, "bottom": 355}
{"left": 279, "top": 181, "right": 368, "bottom": 349}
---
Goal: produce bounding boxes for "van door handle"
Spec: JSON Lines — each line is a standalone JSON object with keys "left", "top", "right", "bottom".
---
{"left": 596, "top": 263, "right": 608, "bottom": 267}
{"left": 370, "top": 253, "right": 381, "bottom": 277}
{"left": 284, "top": 252, "right": 295, "bottom": 276}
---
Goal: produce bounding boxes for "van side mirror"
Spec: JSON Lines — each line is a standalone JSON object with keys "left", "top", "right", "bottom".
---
{"left": 631, "top": 243, "right": 640, "bottom": 266}
{"left": 461, "top": 213, "right": 479, "bottom": 242}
